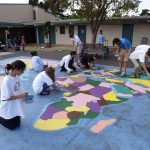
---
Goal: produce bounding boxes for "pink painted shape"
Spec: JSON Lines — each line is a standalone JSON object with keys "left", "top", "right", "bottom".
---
{"left": 79, "top": 84, "right": 94, "bottom": 91}
{"left": 99, "top": 82, "right": 111, "bottom": 88}
{"left": 65, "top": 93, "right": 100, "bottom": 107}
{"left": 125, "top": 82, "right": 149, "bottom": 93}
{"left": 90, "top": 119, "right": 117, "bottom": 133}
{"left": 70, "top": 76, "right": 87, "bottom": 83}
{"left": 116, "top": 93, "right": 133, "bottom": 97}
{"left": 56, "top": 78, "right": 74, "bottom": 86}
{"left": 52, "top": 111, "right": 68, "bottom": 120}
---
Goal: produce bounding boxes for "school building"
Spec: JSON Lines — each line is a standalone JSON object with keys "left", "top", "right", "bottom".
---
{"left": 0, "top": 3, "right": 150, "bottom": 47}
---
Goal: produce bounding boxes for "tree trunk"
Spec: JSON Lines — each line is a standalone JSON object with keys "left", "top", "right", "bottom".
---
{"left": 91, "top": 31, "right": 97, "bottom": 44}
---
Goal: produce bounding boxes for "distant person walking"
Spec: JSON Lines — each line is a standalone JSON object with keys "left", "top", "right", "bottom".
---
{"left": 69, "top": 33, "right": 82, "bottom": 63}
{"left": 5, "top": 30, "right": 13, "bottom": 49}
{"left": 20, "top": 33, "right": 25, "bottom": 51}
{"left": 98, "top": 30, "right": 105, "bottom": 50}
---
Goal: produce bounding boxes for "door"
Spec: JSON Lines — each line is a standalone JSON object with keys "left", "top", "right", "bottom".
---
{"left": 122, "top": 24, "right": 134, "bottom": 45}
{"left": 49, "top": 26, "right": 56, "bottom": 44}
{"left": 38, "top": 26, "right": 44, "bottom": 44}
{"left": 78, "top": 25, "right": 86, "bottom": 43}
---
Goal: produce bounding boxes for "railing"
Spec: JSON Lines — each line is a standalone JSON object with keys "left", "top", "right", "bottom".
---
{"left": 82, "top": 43, "right": 109, "bottom": 59}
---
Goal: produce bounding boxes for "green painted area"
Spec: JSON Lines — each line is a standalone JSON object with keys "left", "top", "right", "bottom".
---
{"left": 51, "top": 98, "right": 72, "bottom": 110}
{"left": 108, "top": 97, "right": 129, "bottom": 105}
{"left": 146, "top": 91, "right": 150, "bottom": 94}
{"left": 81, "top": 111, "right": 99, "bottom": 118}
{"left": 113, "top": 85, "right": 134, "bottom": 94}
{"left": 86, "top": 79, "right": 101, "bottom": 87}
{"left": 97, "top": 66, "right": 104, "bottom": 70}
{"left": 67, "top": 118, "right": 79, "bottom": 125}
{"left": 134, "top": 83, "right": 148, "bottom": 88}
{"left": 84, "top": 72, "right": 91, "bottom": 75}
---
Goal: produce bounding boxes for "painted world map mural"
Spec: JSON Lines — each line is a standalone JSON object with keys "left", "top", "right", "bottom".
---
{"left": 34, "top": 66, "right": 150, "bottom": 131}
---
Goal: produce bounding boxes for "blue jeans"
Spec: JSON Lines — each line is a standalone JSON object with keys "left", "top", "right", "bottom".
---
{"left": 40, "top": 83, "right": 50, "bottom": 95}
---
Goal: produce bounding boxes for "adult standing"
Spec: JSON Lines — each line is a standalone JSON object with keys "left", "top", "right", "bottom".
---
{"left": 5, "top": 30, "right": 13, "bottom": 49}
{"left": 20, "top": 32, "right": 25, "bottom": 51}
{"left": 98, "top": 30, "right": 105, "bottom": 50}
{"left": 113, "top": 37, "right": 131, "bottom": 77}
{"left": 129, "top": 45, "right": 150, "bottom": 77}
{"left": 69, "top": 33, "right": 82, "bottom": 63}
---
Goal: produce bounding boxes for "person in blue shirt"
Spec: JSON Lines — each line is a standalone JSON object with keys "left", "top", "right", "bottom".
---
{"left": 98, "top": 30, "right": 105, "bottom": 50}
{"left": 113, "top": 38, "right": 131, "bottom": 77}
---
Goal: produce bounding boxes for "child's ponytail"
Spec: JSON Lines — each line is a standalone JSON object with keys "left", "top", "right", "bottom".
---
{"left": 5, "top": 64, "right": 12, "bottom": 75}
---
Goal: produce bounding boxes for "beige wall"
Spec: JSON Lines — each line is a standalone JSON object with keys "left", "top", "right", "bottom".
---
{"left": 0, "top": 4, "right": 33, "bottom": 22}
{"left": 132, "top": 24, "right": 150, "bottom": 47}
{"left": 55, "top": 24, "right": 122, "bottom": 46}
{"left": 0, "top": 4, "right": 59, "bottom": 23}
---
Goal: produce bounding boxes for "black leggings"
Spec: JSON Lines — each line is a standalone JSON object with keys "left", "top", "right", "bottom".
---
{"left": 0, "top": 116, "right": 20, "bottom": 130}
{"left": 60, "top": 59, "right": 76, "bottom": 72}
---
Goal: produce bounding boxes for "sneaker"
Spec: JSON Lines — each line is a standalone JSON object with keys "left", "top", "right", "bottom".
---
{"left": 120, "top": 72, "right": 126, "bottom": 77}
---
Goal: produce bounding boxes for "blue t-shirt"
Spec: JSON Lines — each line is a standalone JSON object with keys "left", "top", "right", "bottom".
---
{"left": 119, "top": 38, "right": 131, "bottom": 49}
{"left": 98, "top": 34, "right": 105, "bottom": 44}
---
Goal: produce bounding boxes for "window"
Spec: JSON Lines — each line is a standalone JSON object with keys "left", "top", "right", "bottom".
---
{"left": 69, "top": 25, "right": 74, "bottom": 34}
{"left": 33, "top": 10, "right": 36, "bottom": 20}
{"left": 60, "top": 26, "right": 65, "bottom": 34}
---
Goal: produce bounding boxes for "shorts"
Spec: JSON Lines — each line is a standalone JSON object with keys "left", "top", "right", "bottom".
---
{"left": 75, "top": 44, "right": 83, "bottom": 55}
{"left": 118, "top": 49, "right": 131, "bottom": 62}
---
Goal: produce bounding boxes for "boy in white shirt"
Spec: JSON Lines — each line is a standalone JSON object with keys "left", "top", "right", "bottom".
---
{"left": 59, "top": 51, "right": 77, "bottom": 73}
{"left": 69, "top": 33, "right": 82, "bottom": 63}
{"left": 129, "top": 45, "right": 150, "bottom": 77}
{"left": 32, "top": 67, "right": 55, "bottom": 95}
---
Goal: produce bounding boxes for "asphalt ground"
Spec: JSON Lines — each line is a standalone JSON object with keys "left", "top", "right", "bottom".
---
{"left": 0, "top": 48, "right": 133, "bottom": 68}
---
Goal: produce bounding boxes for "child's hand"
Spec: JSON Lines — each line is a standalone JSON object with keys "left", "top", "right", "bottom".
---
{"left": 20, "top": 92, "right": 28, "bottom": 98}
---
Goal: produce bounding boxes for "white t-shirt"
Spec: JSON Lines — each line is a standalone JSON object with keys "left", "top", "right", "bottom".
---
{"left": 32, "top": 71, "right": 54, "bottom": 94}
{"left": 59, "top": 55, "right": 75, "bottom": 71}
{"left": 130, "top": 45, "right": 150, "bottom": 63}
{"left": 71, "top": 35, "right": 82, "bottom": 45}
{"left": 32, "top": 56, "right": 44, "bottom": 72}
{"left": 0, "top": 75, "right": 25, "bottom": 119}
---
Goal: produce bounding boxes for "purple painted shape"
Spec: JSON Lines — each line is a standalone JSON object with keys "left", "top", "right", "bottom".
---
{"left": 56, "top": 77, "right": 67, "bottom": 81}
{"left": 68, "top": 89, "right": 78, "bottom": 94}
{"left": 89, "top": 86, "right": 111, "bottom": 98}
{"left": 71, "top": 82, "right": 86, "bottom": 87}
{"left": 87, "top": 102, "right": 100, "bottom": 112}
{"left": 133, "top": 93, "right": 142, "bottom": 97}
{"left": 40, "top": 105, "right": 61, "bottom": 120}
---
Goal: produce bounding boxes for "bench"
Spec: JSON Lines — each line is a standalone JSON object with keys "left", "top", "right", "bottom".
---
{"left": 82, "top": 43, "right": 109, "bottom": 59}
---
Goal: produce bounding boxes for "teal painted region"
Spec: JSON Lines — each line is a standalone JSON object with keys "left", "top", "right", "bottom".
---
{"left": 113, "top": 85, "right": 134, "bottom": 94}
{"left": 67, "top": 118, "right": 79, "bottom": 125}
{"left": 51, "top": 98, "right": 72, "bottom": 110}
{"left": 84, "top": 71, "right": 91, "bottom": 75}
{"left": 97, "top": 66, "right": 105, "bottom": 70}
{"left": 81, "top": 111, "right": 99, "bottom": 118}
{"left": 86, "top": 79, "right": 101, "bottom": 87}
{"left": 134, "top": 83, "right": 148, "bottom": 88}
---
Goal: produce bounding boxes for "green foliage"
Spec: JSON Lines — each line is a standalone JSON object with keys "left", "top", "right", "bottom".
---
{"left": 140, "top": 9, "right": 150, "bottom": 16}
{"left": 43, "top": 21, "right": 51, "bottom": 37}
{"left": 28, "top": 0, "right": 39, "bottom": 6}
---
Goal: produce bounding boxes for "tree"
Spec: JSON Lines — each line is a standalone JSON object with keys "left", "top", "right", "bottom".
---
{"left": 140, "top": 9, "right": 150, "bottom": 16}
{"left": 28, "top": 0, "right": 39, "bottom": 6}
{"left": 29, "top": 0, "right": 141, "bottom": 43}
{"left": 69, "top": 0, "right": 141, "bottom": 43}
